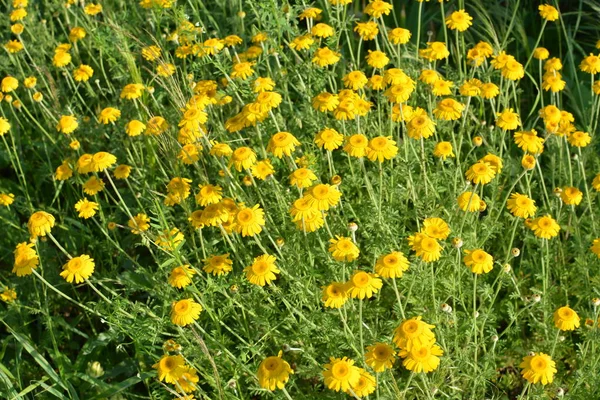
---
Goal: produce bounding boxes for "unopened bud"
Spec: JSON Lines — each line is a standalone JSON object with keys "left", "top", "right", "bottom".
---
{"left": 441, "top": 303, "right": 452, "bottom": 313}
{"left": 592, "top": 298, "right": 600, "bottom": 307}
{"left": 452, "top": 237, "right": 463, "bottom": 249}
{"left": 532, "top": 294, "right": 541, "bottom": 303}
{"left": 511, "top": 248, "right": 520, "bottom": 257}
{"left": 87, "top": 361, "right": 104, "bottom": 378}
{"left": 491, "top": 335, "right": 499, "bottom": 343}
{"left": 503, "top": 264, "right": 512, "bottom": 273}
{"left": 348, "top": 222, "right": 358, "bottom": 232}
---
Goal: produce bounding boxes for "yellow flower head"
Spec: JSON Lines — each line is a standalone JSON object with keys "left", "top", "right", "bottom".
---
{"left": 553, "top": 306, "right": 580, "bottom": 331}
{"left": 171, "top": 298, "right": 203, "bottom": 326}
{"left": 257, "top": 353, "right": 294, "bottom": 391}
{"left": 60, "top": 255, "right": 95, "bottom": 283}
{"left": 520, "top": 352, "right": 556, "bottom": 385}
{"left": 244, "top": 254, "right": 279, "bottom": 286}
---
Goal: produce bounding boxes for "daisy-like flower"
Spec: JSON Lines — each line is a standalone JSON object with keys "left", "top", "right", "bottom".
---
{"left": 315, "top": 128, "right": 344, "bottom": 151}
{"left": 153, "top": 355, "right": 185, "bottom": 384}
{"left": 365, "top": 343, "right": 396, "bottom": 372}
{"left": 553, "top": 306, "right": 580, "bottom": 331}
{"left": 244, "top": 254, "right": 280, "bottom": 286}
{"left": 514, "top": 129, "right": 544, "bottom": 154}
{"left": 171, "top": 298, "right": 203, "bottom": 326}
{"left": 343, "top": 134, "right": 369, "bottom": 158}
{"left": 128, "top": 213, "right": 150, "bottom": 234}
{"left": 267, "top": 132, "right": 301, "bottom": 158}
{"left": 60, "top": 255, "right": 95, "bottom": 283}
{"left": 235, "top": 204, "right": 265, "bottom": 237}
{"left": 393, "top": 316, "right": 436, "bottom": 350}
{"left": 321, "top": 282, "right": 350, "bottom": 308}
{"left": 463, "top": 249, "right": 494, "bottom": 274}
{"left": 203, "top": 254, "right": 233, "bottom": 276}
{"left": 257, "top": 352, "right": 294, "bottom": 391}
{"left": 74, "top": 198, "right": 99, "bottom": 219}
{"left": 433, "top": 98, "right": 464, "bottom": 121}
{"left": 507, "top": 193, "right": 537, "bottom": 218}
{"left": 329, "top": 236, "right": 360, "bottom": 261}
{"left": 520, "top": 352, "right": 556, "bottom": 385}
{"left": 560, "top": 186, "right": 583, "bottom": 206}
{"left": 433, "top": 141, "right": 454, "bottom": 160}
{"left": 465, "top": 161, "right": 496, "bottom": 185}
{"left": 529, "top": 215, "right": 560, "bottom": 239}
{"left": 422, "top": 217, "right": 450, "bottom": 239}
{"left": 346, "top": 270, "right": 382, "bottom": 299}
{"left": 375, "top": 252, "right": 409, "bottom": 278}
{"left": 399, "top": 344, "right": 443, "bottom": 373}
{"left": 538, "top": 4, "right": 559, "bottom": 21}
{"left": 457, "top": 191, "right": 483, "bottom": 212}
{"left": 304, "top": 184, "right": 341, "bottom": 211}
{"left": 366, "top": 136, "right": 398, "bottom": 162}
{"left": 28, "top": 211, "right": 55, "bottom": 238}
{"left": 322, "top": 357, "right": 361, "bottom": 392}
{"left": 98, "top": 107, "right": 121, "bottom": 125}
{"left": 168, "top": 265, "right": 196, "bottom": 289}
{"left": 496, "top": 108, "right": 521, "bottom": 130}
{"left": 445, "top": 9, "right": 473, "bottom": 32}
{"left": 407, "top": 232, "right": 442, "bottom": 262}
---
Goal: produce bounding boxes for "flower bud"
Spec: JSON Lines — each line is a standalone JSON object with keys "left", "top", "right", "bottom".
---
{"left": 472, "top": 136, "right": 483, "bottom": 147}
{"left": 503, "top": 264, "right": 512, "bottom": 273}
{"left": 532, "top": 294, "right": 541, "bottom": 303}
{"left": 348, "top": 222, "right": 358, "bottom": 232}
{"left": 87, "top": 361, "right": 104, "bottom": 378}
{"left": 511, "top": 248, "right": 520, "bottom": 257}
{"left": 491, "top": 335, "right": 499, "bottom": 343}
{"left": 441, "top": 303, "right": 452, "bottom": 313}
{"left": 452, "top": 237, "right": 463, "bottom": 249}
{"left": 592, "top": 298, "right": 600, "bottom": 307}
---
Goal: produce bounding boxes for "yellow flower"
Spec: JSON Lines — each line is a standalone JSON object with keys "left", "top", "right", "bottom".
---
{"left": 420, "top": 42, "right": 449, "bottom": 60}
{"left": 13, "top": 242, "right": 39, "bottom": 277}
{"left": 289, "top": 168, "right": 317, "bottom": 189}
{"left": 126, "top": 120, "right": 146, "bottom": 136}
{"left": 507, "top": 193, "right": 537, "bottom": 218}
{"left": 590, "top": 238, "right": 600, "bottom": 258}
{"left": 142, "top": 45, "right": 161, "bottom": 61}
{"left": 463, "top": 249, "right": 494, "bottom": 274}
{"left": 168, "top": 265, "right": 196, "bottom": 289}
{"left": 304, "top": 184, "right": 341, "bottom": 211}
{"left": 328, "top": 236, "right": 360, "bottom": 262}
{"left": 5, "top": 40, "right": 24, "bottom": 53}
{"left": 465, "top": 161, "right": 496, "bottom": 185}
{"left": 445, "top": 9, "right": 473, "bottom": 32}
{"left": 343, "top": 133, "right": 369, "bottom": 158}
{"left": 366, "top": 136, "right": 398, "bottom": 162}
{"left": 315, "top": 128, "right": 343, "bottom": 151}
{"left": 120, "top": 83, "right": 145, "bottom": 100}
{"left": 244, "top": 254, "right": 279, "bottom": 286}
{"left": 343, "top": 70, "right": 368, "bottom": 91}
{"left": 520, "top": 353, "right": 556, "bottom": 385}
{"left": 171, "top": 298, "right": 202, "bottom": 326}
{"left": 407, "top": 111, "right": 436, "bottom": 140}
{"left": 375, "top": 252, "right": 410, "bottom": 278}
{"left": 321, "top": 282, "right": 350, "bottom": 308}
{"left": 235, "top": 204, "right": 265, "bottom": 237}
{"left": 580, "top": 53, "right": 600, "bottom": 74}
{"left": 0, "top": 193, "right": 15, "bottom": 207}
{"left": 530, "top": 215, "right": 560, "bottom": 239}
{"left": 28, "top": 211, "right": 55, "bottom": 238}
{"left": 312, "top": 92, "right": 339, "bottom": 112}
{"left": 195, "top": 184, "right": 222, "bottom": 206}
{"left": 433, "top": 141, "right": 454, "bottom": 159}
{"left": 267, "top": 132, "right": 301, "bottom": 158}
{"left": 553, "top": 306, "right": 580, "bottom": 331}
{"left": 56, "top": 115, "right": 79, "bottom": 134}
{"left": 312, "top": 23, "right": 335, "bottom": 38}
{"left": 322, "top": 357, "right": 361, "bottom": 392}
{"left": 457, "top": 191, "right": 482, "bottom": 212}
{"left": 257, "top": 352, "right": 294, "bottom": 391}
{"left": 538, "top": 4, "right": 559, "bottom": 21}
{"left": 231, "top": 62, "right": 255, "bottom": 80}
{"left": 83, "top": 176, "right": 105, "bottom": 196}
{"left": 533, "top": 47, "right": 550, "bottom": 60}
{"left": 128, "top": 213, "right": 150, "bottom": 234}
{"left": 74, "top": 198, "right": 99, "bottom": 219}
{"left": 1, "top": 288, "right": 17, "bottom": 303}
{"left": 156, "top": 228, "right": 185, "bottom": 250}
{"left": 567, "top": 131, "right": 591, "bottom": 147}
{"left": 53, "top": 51, "right": 72, "bottom": 67}
{"left": 365, "top": 343, "right": 396, "bottom": 372}
{"left": 366, "top": 50, "right": 389, "bottom": 69}
{"left": 347, "top": 271, "right": 382, "bottom": 299}
{"left": 312, "top": 47, "right": 341, "bottom": 67}
{"left": 407, "top": 233, "right": 442, "bottom": 262}
{"left": 69, "top": 26, "right": 86, "bottom": 42}
{"left": 347, "top": 369, "right": 376, "bottom": 397}
{"left": 364, "top": 0, "right": 393, "bottom": 18}
{"left": 251, "top": 159, "right": 275, "bottom": 180}
{"left": 84, "top": 3, "right": 103, "bottom": 15}
{"left": 388, "top": 28, "right": 411, "bottom": 45}
{"left": 73, "top": 65, "right": 93, "bottom": 82}
{"left": 2, "top": 76, "right": 19, "bottom": 93}
{"left": 231, "top": 147, "right": 257, "bottom": 171}
{"left": 176, "top": 366, "right": 199, "bottom": 393}
{"left": 203, "top": 254, "right": 233, "bottom": 276}
{"left": 422, "top": 217, "right": 450, "bottom": 239}
{"left": 496, "top": 108, "right": 521, "bottom": 130}
{"left": 98, "top": 107, "right": 121, "bottom": 125}
{"left": 514, "top": 129, "right": 544, "bottom": 154}
{"left": 522, "top": 154, "right": 536, "bottom": 170}
{"left": 393, "top": 316, "right": 436, "bottom": 350}
{"left": 156, "top": 63, "right": 176, "bottom": 77}
{"left": 113, "top": 164, "right": 132, "bottom": 180}
{"left": 354, "top": 21, "right": 379, "bottom": 41}
{"left": 480, "top": 83, "right": 499, "bottom": 99}
{"left": 153, "top": 355, "right": 185, "bottom": 383}
{"left": 501, "top": 59, "right": 525, "bottom": 80}
{"left": 560, "top": 186, "right": 583, "bottom": 205}
{"left": 60, "top": 255, "right": 95, "bottom": 283}
{"left": 433, "top": 98, "right": 464, "bottom": 120}
{"left": 91, "top": 152, "right": 117, "bottom": 172}
{"left": 399, "top": 344, "right": 443, "bottom": 373}
{"left": 0, "top": 117, "right": 10, "bottom": 136}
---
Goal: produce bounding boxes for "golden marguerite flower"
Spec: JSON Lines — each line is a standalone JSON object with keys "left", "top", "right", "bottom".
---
{"left": 375, "top": 252, "right": 410, "bottom": 278}
{"left": 28, "top": 211, "right": 55, "bottom": 238}
{"left": 393, "top": 316, "right": 436, "bottom": 350}
{"left": 399, "top": 343, "right": 443, "bottom": 373}
{"left": 171, "top": 298, "right": 203, "bottom": 326}
{"left": 520, "top": 352, "right": 556, "bottom": 385}
{"left": 168, "top": 265, "right": 196, "bottom": 289}
{"left": 322, "top": 357, "right": 361, "bottom": 392}
{"left": 257, "top": 352, "right": 293, "bottom": 391}
{"left": 365, "top": 343, "right": 396, "bottom": 372}
{"left": 529, "top": 215, "right": 560, "bottom": 239}
{"left": 244, "top": 254, "right": 279, "bottom": 286}
{"left": 13, "top": 242, "right": 39, "bottom": 277}
{"left": 347, "top": 270, "right": 382, "bottom": 299}
{"left": 203, "top": 254, "right": 233, "bottom": 276}
{"left": 321, "top": 282, "right": 349, "bottom": 308}
{"left": 463, "top": 249, "right": 494, "bottom": 274}
{"left": 553, "top": 306, "right": 580, "bottom": 331}
{"left": 74, "top": 198, "right": 99, "bottom": 219}
{"left": 60, "top": 255, "right": 95, "bottom": 283}
{"left": 507, "top": 193, "right": 537, "bottom": 218}
{"left": 153, "top": 355, "right": 185, "bottom": 383}
{"left": 328, "top": 236, "right": 360, "bottom": 261}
